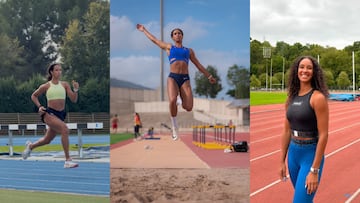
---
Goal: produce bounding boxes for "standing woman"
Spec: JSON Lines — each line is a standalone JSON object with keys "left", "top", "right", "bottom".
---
{"left": 111, "top": 114, "right": 119, "bottom": 134}
{"left": 279, "top": 56, "right": 329, "bottom": 202}
{"left": 23, "top": 63, "right": 80, "bottom": 168}
{"left": 136, "top": 24, "right": 216, "bottom": 140}
{"left": 134, "top": 112, "right": 142, "bottom": 140}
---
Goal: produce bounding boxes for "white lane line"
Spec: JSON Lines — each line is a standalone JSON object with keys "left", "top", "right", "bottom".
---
{"left": 250, "top": 136, "right": 360, "bottom": 197}
{"left": 250, "top": 150, "right": 280, "bottom": 162}
{"left": 251, "top": 122, "right": 360, "bottom": 162}
{"left": 345, "top": 188, "right": 360, "bottom": 203}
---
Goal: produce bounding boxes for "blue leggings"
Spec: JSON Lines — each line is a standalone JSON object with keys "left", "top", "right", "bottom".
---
{"left": 287, "top": 140, "right": 324, "bottom": 203}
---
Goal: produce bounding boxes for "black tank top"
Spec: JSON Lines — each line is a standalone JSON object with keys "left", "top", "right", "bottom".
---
{"left": 286, "top": 89, "right": 317, "bottom": 133}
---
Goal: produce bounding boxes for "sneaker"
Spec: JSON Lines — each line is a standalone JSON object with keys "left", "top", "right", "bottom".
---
{"left": 176, "top": 95, "right": 182, "bottom": 106}
{"left": 22, "top": 141, "right": 32, "bottom": 160}
{"left": 64, "top": 160, "right": 79, "bottom": 168}
{"left": 172, "top": 128, "right": 179, "bottom": 141}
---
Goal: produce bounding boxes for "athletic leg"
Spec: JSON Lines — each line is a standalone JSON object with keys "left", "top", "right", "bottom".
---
{"left": 22, "top": 126, "right": 57, "bottom": 159}
{"left": 167, "top": 77, "right": 179, "bottom": 117}
{"left": 30, "top": 128, "right": 57, "bottom": 149}
{"left": 290, "top": 142, "right": 324, "bottom": 203}
{"left": 179, "top": 80, "right": 193, "bottom": 112}
{"left": 167, "top": 77, "right": 180, "bottom": 140}
{"left": 43, "top": 114, "right": 71, "bottom": 161}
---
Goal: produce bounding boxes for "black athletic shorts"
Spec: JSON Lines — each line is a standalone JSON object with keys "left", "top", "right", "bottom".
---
{"left": 41, "top": 107, "right": 66, "bottom": 123}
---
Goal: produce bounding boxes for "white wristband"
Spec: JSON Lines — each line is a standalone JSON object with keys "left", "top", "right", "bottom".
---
{"left": 208, "top": 75, "right": 213, "bottom": 79}
{"left": 73, "top": 88, "right": 79, "bottom": 92}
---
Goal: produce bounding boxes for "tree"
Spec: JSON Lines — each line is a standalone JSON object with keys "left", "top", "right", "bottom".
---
{"left": 0, "top": 77, "right": 18, "bottom": 112}
{"left": 227, "top": 65, "right": 250, "bottom": 99}
{"left": 323, "top": 69, "right": 335, "bottom": 89}
{"left": 336, "top": 71, "right": 351, "bottom": 89}
{"left": 250, "top": 74, "right": 261, "bottom": 89}
{"left": 0, "top": 0, "right": 96, "bottom": 80}
{"left": 258, "top": 73, "right": 267, "bottom": 88}
{"left": 61, "top": 1, "right": 109, "bottom": 84}
{"left": 0, "top": 34, "right": 26, "bottom": 79}
{"left": 194, "top": 65, "right": 222, "bottom": 98}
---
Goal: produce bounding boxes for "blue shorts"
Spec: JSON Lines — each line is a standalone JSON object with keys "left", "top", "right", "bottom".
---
{"left": 41, "top": 107, "right": 66, "bottom": 122}
{"left": 168, "top": 72, "right": 190, "bottom": 88}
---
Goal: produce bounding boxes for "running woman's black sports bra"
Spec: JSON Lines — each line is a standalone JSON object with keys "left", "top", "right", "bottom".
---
{"left": 286, "top": 89, "right": 318, "bottom": 134}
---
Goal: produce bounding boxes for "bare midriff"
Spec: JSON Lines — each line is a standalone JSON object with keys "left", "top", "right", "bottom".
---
{"left": 170, "top": 61, "right": 189, "bottom": 74}
{"left": 48, "top": 100, "right": 65, "bottom": 111}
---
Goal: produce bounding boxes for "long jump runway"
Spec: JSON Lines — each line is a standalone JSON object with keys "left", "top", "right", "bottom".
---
{"left": 250, "top": 101, "right": 360, "bottom": 203}
{"left": 0, "top": 159, "right": 109, "bottom": 196}
{"left": 111, "top": 132, "right": 249, "bottom": 169}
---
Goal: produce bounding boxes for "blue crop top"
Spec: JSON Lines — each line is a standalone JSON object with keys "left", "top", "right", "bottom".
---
{"left": 286, "top": 89, "right": 318, "bottom": 133}
{"left": 168, "top": 45, "right": 190, "bottom": 64}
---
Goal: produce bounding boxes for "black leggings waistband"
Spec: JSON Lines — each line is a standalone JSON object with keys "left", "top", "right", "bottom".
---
{"left": 291, "top": 137, "right": 318, "bottom": 145}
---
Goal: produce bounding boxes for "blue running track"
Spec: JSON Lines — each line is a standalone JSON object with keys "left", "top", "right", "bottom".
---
{"left": 0, "top": 160, "right": 109, "bottom": 196}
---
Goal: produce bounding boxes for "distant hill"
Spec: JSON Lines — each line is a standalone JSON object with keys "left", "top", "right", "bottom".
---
{"left": 110, "top": 78, "right": 153, "bottom": 90}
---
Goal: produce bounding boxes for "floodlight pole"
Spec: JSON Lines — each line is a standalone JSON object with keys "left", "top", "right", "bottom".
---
{"left": 160, "top": 0, "right": 164, "bottom": 101}
{"left": 270, "top": 58, "right": 273, "bottom": 91}
{"left": 263, "top": 47, "right": 271, "bottom": 91}
{"left": 282, "top": 57, "right": 285, "bottom": 92}
{"left": 353, "top": 51, "right": 355, "bottom": 98}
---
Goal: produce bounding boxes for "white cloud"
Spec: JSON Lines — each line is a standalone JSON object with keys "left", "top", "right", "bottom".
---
{"left": 110, "top": 55, "right": 162, "bottom": 88}
{"left": 251, "top": 0, "right": 360, "bottom": 49}
{"left": 110, "top": 15, "right": 158, "bottom": 52}
{"left": 110, "top": 15, "right": 244, "bottom": 100}
{"left": 110, "top": 15, "right": 211, "bottom": 53}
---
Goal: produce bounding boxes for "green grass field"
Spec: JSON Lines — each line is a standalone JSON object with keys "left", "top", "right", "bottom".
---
{"left": 0, "top": 189, "right": 109, "bottom": 203}
{"left": 110, "top": 132, "right": 134, "bottom": 145}
{"left": 250, "top": 91, "right": 287, "bottom": 106}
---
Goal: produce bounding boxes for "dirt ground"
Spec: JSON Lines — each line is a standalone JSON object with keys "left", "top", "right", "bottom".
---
{"left": 111, "top": 168, "right": 249, "bottom": 203}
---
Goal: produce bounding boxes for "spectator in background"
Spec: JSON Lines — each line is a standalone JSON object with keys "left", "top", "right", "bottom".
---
{"left": 111, "top": 114, "right": 119, "bottom": 134}
{"left": 134, "top": 112, "right": 142, "bottom": 140}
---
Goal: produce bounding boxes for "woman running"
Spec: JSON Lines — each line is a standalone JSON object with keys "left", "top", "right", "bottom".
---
{"left": 23, "top": 63, "right": 80, "bottom": 168}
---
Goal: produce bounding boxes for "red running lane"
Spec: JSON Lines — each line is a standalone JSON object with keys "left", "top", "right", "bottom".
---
{"left": 250, "top": 101, "right": 360, "bottom": 203}
{"left": 111, "top": 131, "right": 249, "bottom": 169}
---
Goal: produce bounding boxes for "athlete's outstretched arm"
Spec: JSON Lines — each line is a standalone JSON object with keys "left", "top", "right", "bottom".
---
{"left": 189, "top": 48, "right": 217, "bottom": 84}
{"left": 137, "top": 24, "right": 171, "bottom": 50}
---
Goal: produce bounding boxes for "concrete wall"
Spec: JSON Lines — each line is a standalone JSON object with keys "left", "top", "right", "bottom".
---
{"left": 110, "top": 87, "right": 249, "bottom": 128}
{"left": 134, "top": 98, "right": 247, "bottom": 126}
{"left": 110, "top": 87, "right": 164, "bottom": 115}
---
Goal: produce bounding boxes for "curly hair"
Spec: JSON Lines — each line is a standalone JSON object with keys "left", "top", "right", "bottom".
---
{"left": 287, "top": 56, "right": 329, "bottom": 105}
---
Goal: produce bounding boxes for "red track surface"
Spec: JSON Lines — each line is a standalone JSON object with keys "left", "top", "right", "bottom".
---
{"left": 111, "top": 131, "right": 249, "bottom": 169}
{"left": 250, "top": 101, "right": 360, "bottom": 202}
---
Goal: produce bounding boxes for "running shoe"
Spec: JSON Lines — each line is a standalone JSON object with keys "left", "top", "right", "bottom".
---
{"left": 172, "top": 128, "right": 179, "bottom": 141}
{"left": 176, "top": 95, "right": 182, "bottom": 106}
{"left": 64, "top": 160, "right": 79, "bottom": 168}
{"left": 22, "top": 141, "right": 32, "bottom": 160}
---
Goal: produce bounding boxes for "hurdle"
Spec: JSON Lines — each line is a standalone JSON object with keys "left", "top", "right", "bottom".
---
{"left": 0, "top": 122, "right": 103, "bottom": 158}
{"left": 192, "top": 125, "right": 236, "bottom": 149}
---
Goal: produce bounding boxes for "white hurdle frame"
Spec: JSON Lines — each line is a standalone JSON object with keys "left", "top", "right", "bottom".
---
{"left": 1, "top": 122, "right": 103, "bottom": 158}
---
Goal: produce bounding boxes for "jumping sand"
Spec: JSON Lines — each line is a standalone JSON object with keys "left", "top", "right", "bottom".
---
{"left": 111, "top": 168, "right": 249, "bottom": 203}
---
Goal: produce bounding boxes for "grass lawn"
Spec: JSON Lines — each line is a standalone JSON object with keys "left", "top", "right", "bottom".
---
{"left": 110, "top": 133, "right": 134, "bottom": 145}
{"left": 250, "top": 91, "right": 287, "bottom": 106}
{"left": 0, "top": 189, "right": 109, "bottom": 203}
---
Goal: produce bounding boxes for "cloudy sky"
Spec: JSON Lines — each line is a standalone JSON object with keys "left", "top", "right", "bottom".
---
{"left": 110, "top": 0, "right": 250, "bottom": 100}
{"left": 251, "top": 0, "right": 360, "bottom": 49}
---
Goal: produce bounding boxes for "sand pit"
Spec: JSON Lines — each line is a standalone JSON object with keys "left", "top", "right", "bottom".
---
{"left": 111, "top": 168, "right": 249, "bottom": 203}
